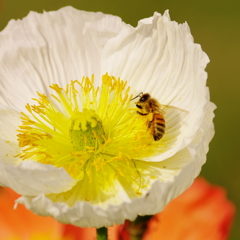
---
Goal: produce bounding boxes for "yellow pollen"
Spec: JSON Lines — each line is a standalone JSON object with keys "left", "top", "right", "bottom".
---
{"left": 49, "top": 84, "right": 63, "bottom": 93}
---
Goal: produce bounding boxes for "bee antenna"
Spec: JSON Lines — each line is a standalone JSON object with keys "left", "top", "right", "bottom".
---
{"left": 131, "top": 92, "right": 143, "bottom": 101}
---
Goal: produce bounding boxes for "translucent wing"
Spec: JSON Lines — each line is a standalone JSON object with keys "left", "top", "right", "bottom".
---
{"left": 159, "top": 104, "right": 189, "bottom": 115}
{"left": 159, "top": 104, "right": 189, "bottom": 144}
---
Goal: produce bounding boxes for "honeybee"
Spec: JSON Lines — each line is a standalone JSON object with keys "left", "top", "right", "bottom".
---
{"left": 132, "top": 92, "right": 166, "bottom": 141}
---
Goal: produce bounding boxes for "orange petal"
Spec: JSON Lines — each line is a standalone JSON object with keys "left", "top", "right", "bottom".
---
{"left": 0, "top": 187, "right": 62, "bottom": 239}
{"left": 143, "top": 178, "right": 235, "bottom": 240}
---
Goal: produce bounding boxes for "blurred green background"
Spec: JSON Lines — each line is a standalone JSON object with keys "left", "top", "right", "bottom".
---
{"left": 0, "top": 0, "right": 239, "bottom": 239}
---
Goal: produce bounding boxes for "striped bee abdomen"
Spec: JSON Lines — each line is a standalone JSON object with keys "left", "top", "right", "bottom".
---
{"left": 151, "top": 113, "right": 165, "bottom": 141}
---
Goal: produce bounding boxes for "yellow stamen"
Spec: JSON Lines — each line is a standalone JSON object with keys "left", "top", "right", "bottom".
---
{"left": 16, "top": 73, "right": 172, "bottom": 205}
{"left": 50, "top": 94, "right": 61, "bottom": 103}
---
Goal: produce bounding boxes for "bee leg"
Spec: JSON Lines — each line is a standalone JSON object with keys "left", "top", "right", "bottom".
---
{"left": 137, "top": 111, "right": 148, "bottom": 116}
{"left": 148, "top": 121, "right": 152, "bottom": 129}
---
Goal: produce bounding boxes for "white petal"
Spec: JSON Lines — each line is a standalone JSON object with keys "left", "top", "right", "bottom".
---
{"left": 0, "top": 6, "right": 127, "bottom": 111}
{"left": 1, "top": 160, "right": 78, "bottom": 195}
{"left": 102, "top": 11, "right": 210, "bottom": 161}
{"left": 142, "top": 101, "right": 216, "bottom": 215}
{"left": 0, "top": 105, "right": 22, "bottom": 164}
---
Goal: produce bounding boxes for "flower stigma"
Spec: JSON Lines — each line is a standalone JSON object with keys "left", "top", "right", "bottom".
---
{"left": 15, "top": 73, "right": 170, "bottom": 205}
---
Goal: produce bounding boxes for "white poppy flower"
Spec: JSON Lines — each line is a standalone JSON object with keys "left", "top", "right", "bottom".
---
{"left": 0, "top": 6, "right": 215, "bottom": 228}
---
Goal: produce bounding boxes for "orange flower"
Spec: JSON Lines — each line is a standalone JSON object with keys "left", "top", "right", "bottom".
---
{"left": 0, "top": 187, "right": 63, "bottom": 240}
{"left": 116, "top": 178, "right": 235, "bottom": 240}
{"left": 0, "top": 186, "right": 96, "bottom": 240}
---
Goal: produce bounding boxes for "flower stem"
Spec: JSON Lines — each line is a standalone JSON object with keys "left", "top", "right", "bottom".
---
{"left": 97, "top": 227, "right": 108, "bottom": 240}
{"left": 119, "top": 216, "right": 153, "bottom": 240}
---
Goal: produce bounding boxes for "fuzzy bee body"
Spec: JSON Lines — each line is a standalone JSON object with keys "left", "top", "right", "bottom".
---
{"left": 133, "top": 93, "right": 166, "bottom": 141}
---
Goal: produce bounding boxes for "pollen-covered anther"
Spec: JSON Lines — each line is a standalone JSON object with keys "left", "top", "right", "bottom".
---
{"left": 49, "top": 84, "right": 63, "bottom": 93}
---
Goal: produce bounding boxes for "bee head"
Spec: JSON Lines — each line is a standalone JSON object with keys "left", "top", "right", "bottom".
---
{"left": 131, "top": 92, "right": 150, "bottom": 103}
{"left": 139, "top": 93, "right": 150, "bottom": 102}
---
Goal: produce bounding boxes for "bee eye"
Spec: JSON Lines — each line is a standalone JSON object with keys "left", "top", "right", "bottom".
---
{"left": 140, "top": 96, "right": 147, "bottom": 102}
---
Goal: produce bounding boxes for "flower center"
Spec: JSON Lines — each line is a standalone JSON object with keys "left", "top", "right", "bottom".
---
{"left": 16, "top": 73, "right": 166, "bottom": 200}
{"left": 70, "top": 109, "right": 106, "bottom": 151}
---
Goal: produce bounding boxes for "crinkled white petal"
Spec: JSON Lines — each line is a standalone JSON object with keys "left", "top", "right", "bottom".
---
{"left": 1, "top": 160, "right": 78, "bottom": 196}
{"left": 0, "top": 105, "right": 22, "bottom": 164}
{"left": 102, "top": 11, "right": 210, "bottom": 161}
{"left": 17, "top": 99, "right": 215, "bottom": 228}
{"left": 143, "top": 100, "right": 216, "bottom": 215}
{"left": 0, "top": 6, "right": 128, "bottom": 111}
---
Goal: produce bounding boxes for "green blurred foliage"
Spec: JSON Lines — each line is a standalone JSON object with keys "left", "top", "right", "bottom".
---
{"left": 0, "top": 0, "right": 239, "bottom": 239}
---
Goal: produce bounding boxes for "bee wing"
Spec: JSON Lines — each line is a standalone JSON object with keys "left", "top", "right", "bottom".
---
{"left": 160, "top": 104, "right": 189, "bottom": 114}
{"left": 159, "top": 104, "right": 189, "bottom": 137}
{"left": 160, "top": 105, "right": 189, "bottom": 123}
